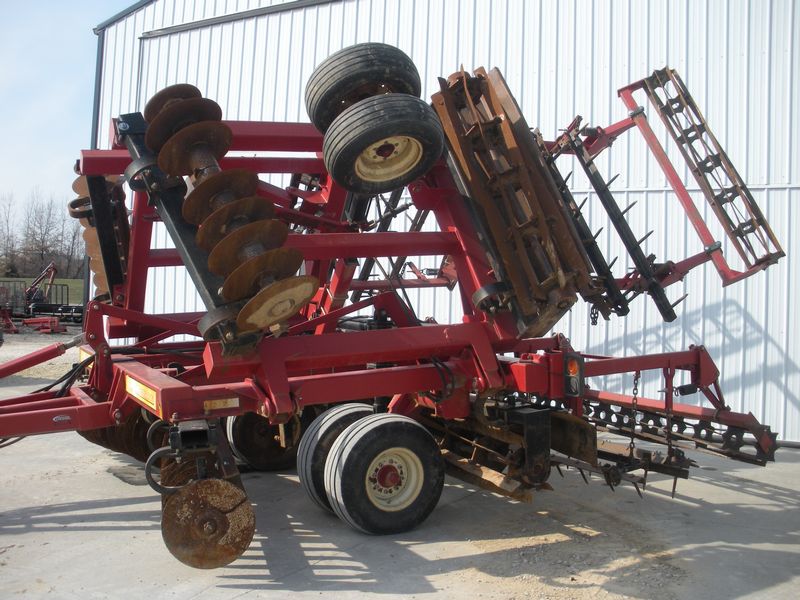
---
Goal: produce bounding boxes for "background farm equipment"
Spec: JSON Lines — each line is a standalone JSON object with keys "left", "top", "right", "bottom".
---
{"left": 0, "top": 43, "right": 782, "bottom": 568}
{"left": 0, "top": 261, "right": 74, "bottom": 323}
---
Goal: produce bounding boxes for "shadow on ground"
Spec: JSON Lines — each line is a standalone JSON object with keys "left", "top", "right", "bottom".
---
{"left": 3, "top": 446, "right": 795, "bottom": 599}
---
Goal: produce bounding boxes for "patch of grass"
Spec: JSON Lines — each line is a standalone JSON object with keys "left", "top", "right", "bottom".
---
{"left": 52, "top": 278, "right": 84, "bottom": 305}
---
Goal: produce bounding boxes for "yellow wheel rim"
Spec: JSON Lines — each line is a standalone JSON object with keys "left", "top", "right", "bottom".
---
{"left": 354, "top": 136, "right": 423, "bottom": 183}
{"left": 364, "top": 447, "right": 424, "bottom": 512}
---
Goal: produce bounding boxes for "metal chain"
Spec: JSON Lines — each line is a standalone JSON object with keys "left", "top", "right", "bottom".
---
{"left": 590, "top": 305, "right": 599, "bottom": 326}
{"left": 629, "top": 371, "right": 640, "bottom": 457}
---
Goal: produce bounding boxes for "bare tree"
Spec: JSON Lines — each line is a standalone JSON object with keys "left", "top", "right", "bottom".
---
{"left": 21, "top": 189, "right": 63, "bottom": 276}
{"left": 0, "top": 193, "right": 19, "bottom": 277}
{"left": 61, "top": 218, "right": 84, "bottom": 278}
{"left": 1, "top": 189, "right": 85, "bottom": 282}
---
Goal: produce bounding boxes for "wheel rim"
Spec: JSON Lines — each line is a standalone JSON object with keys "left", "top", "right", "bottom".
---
{"left": 364, "top": 446, "right": 424, "bottom": 512}
{"left": 354, "top": 136, "right": 423, "bottom": 183}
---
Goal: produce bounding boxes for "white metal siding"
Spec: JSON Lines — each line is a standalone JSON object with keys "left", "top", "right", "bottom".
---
{"left": 95, "top": 0, "right": 800, "bottom": 441}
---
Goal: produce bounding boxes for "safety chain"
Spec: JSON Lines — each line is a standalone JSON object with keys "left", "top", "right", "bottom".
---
{"left": 629, "top": 371, "right": 640, "bottom": 458}
{"left": 590, "top": 305, "right": 600, "bottom": 326}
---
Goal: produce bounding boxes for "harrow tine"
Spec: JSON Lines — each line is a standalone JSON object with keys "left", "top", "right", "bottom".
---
{"left": 577, "top": 196, "right": 589, "bottom": 211}
{"left": 578, "top": 468, "right": 589, "bottom": 484}
{"left": 637, "top": 230, "right": 654, "bottom": 246}
{"left": 670, "top": 293, "right": 689, "bottom": 309}
{"left": 593, "top": 227, "right": 604, "bottom": 240}
{"left": 671, "top": 476, "right": 679, "bottom": 498}
{"left": 607, "top": 256, "right": 618, "bottom": 269}
{"left": 633, "top": 482, "right": 643, "bottom": 498}
{"left": 606, "top": 173, "right": 621, "bottom": 188}
{"left": 555, "top": 463, "right": 564, "bottom": 478}
{"left": 621, "top": 200, "right": 638, "bottom": 216}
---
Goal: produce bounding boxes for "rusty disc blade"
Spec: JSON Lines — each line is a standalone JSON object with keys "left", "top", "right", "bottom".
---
{"left": 207, "top": 220, "right": 289, "bottom": 277}
{"left": 196, "top": 196, "right": 275, "bottom": 252}
{"left": 86, "top": 248, "right": 103, "bottom": 265}
{"left": 236, "top": 275, "right": 318, "bottom": 332}
{"left": 226, "top": 412, "right": 303, "bottom": 471}
{"left": 158, "top": 450, "right": 245, "bottom": 510}
{"left": 143, "top": 83, "right": 202, "bottom": 123}
{"left": 82, "top": 228, "right": 101, "bottom": 249}
{"left": 145, "top": 97, "right": 223, "bottom": 152}
{"left": 161, "top": 478, "right": 255, "bottom": 569}
{"left": 122, "top": 411, "right": 153, "bottom": 463}
{"left": 183, "top": 169, "right": 259, "bottom": 225}
{"left": 222, "top": 248, "right": 303, "bottom": 302}
{"left": 93, "top": 271, "right": 109, "bottom": 294}
{"left": 72, "top": 175, "right": 120, "bottom": 197}
{"left": 157, "top": 121, "right": 231, "bottom": 177}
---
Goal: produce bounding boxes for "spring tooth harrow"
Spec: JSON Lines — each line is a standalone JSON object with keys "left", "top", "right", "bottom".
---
{"left": 0, "top": 44, "right": 782, "bottom": 568}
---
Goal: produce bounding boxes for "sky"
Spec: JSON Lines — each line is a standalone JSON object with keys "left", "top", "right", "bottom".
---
{"left": 0, "top": 1, "right": 134, "bottom": 220}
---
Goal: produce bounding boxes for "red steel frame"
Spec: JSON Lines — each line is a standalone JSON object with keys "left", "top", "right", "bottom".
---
{"left": 0, "top": 115, "right": 777, "bottom": 461}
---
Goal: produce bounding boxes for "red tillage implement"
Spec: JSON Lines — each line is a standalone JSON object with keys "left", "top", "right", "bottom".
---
{"left": 0, "top": 44, "right": 781, "bottom": 568}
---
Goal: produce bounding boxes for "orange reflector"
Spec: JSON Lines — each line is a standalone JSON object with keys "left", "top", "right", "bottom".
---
{"left": 566, "top": 357, "right": 580, "bottom": 377}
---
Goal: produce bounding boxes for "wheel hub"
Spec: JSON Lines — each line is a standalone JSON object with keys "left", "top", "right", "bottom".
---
{"left": 376, "top": 463, "right": 402, "bottom": 488}
{"left": 355, "top": 136, "right": 424, "bottom": 183}
{"left": 365, "top": 447, "right": 424, "bottom": 512}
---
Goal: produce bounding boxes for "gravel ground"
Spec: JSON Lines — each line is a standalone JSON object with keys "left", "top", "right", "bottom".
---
{"left": 1, "top": 329, "right": 798, "bottom": 599}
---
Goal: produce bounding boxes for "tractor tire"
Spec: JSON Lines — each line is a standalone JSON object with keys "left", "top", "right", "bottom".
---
{"left": 305, "top": 42, "right": 421, "bottom": 134}
{"left": 324, "top": 413, "right": 444, "bottom": 535}
{"left": 323, "top": 94, "right": 444, "bottom": 195}
{"left": 297, "top": 403, "right": 373, "bottom": 511}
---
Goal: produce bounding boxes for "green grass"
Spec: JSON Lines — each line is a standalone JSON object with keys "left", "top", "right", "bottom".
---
{"left": 52, "top": 278, "right": 84, "bottom": 305}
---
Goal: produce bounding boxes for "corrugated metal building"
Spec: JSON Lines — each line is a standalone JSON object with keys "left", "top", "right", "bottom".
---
{"left": 91, "top": 0, "right": 800, "bottom": 442}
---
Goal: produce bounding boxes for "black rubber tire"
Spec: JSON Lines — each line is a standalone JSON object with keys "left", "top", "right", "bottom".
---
{"left": 324, "top": 413, "right": 445, "bottom": 535}
{"left": 297, "top": 403, "right": 373, "bottom": 512}
{"left": 323, "top": 94, "right": 444, "bottom": 195}
{"left": 305, "top": 42, "right": 421, "bottom": 133}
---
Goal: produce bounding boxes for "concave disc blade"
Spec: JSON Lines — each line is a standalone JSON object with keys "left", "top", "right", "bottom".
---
{"left": 161, "top": 478, "right": 255, "bottom": 569}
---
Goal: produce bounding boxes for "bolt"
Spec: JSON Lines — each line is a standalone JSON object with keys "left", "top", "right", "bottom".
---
{"left": 113, "top": 409, "right": 123, "bottom": 424}
{"left": 118, "top": 122, "right": 130, "bottom": 132}
{"left": 202, "top": 520, "right": 217, "bottom": 535}
{"left": 88, "top": 333, "right": 96, "bottom": 340}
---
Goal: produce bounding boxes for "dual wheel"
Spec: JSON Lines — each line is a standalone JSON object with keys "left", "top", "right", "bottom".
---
{"left": 297, "top": 404, "right": 444, "bottom": 534}
{"left": 306, "top": 43, "right": 445, "bottom": 195}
